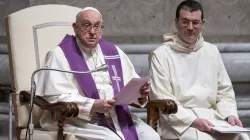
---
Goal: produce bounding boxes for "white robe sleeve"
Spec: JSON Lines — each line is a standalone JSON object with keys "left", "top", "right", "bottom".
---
{"left": 216, "top": 52, "right": 238, "bottom": 119}
{"left": 36, "top": 47, "right": 95, "bottom": 121}
{"left": 149, "top": 51, "right": 197, "bottom": 135}
{"left": 117, "top": 47, "right": 148, "bottom": 107}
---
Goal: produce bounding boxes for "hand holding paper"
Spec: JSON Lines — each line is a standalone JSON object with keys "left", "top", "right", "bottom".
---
{"left": 140, "top": 80, "right": 150, "bottom": 98}
{"left": 209, "top": 120, "right": 250, "bottom": 133}
{"left": 114, "top": 76, "right": 150, "bottom": 105}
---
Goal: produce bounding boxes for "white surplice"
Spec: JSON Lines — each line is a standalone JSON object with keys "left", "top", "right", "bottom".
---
{"left": 36, "top": 38, "right": 160, "bottom": 140}
{"left": 149, "top": 33, "right": 250, "bottom": 140}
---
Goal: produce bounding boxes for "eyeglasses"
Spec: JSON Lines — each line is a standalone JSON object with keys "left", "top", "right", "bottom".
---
{"left": 78, "top": 22, "right": 102, "bottom": 32}
{"left": 179, "top": 19, "right": 202, "bottom": 28}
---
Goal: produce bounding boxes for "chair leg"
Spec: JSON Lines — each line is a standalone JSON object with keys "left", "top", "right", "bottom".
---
{"left": 9, "top": 93, "right": 13, "bottom": 140}
{"left": 147, "top": 107, "right": 159, "bottom": 131}
{"left": 57, "top": 119, "right": 65, "bottom": 140}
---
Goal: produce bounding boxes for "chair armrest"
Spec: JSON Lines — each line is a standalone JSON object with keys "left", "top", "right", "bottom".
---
{"left": 130, "top": 99, "right": 177, "bottom": 114}
{"left": 19, "top": 90, "right": 79, "bottom": 118}
{"left": 147, "top": 99, "right": 177, "bottom": 114}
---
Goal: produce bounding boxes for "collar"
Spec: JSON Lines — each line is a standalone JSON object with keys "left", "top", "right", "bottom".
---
{"left": 163, "top": 32, "right": 204, "bottom": 53}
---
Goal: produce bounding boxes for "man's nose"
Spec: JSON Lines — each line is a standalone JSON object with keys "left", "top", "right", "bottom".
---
{"left": 187, "top": 22, "right": 194, "bottom": 30}
{"left": 89, "top": 27, "right": 95, "bottom": 34}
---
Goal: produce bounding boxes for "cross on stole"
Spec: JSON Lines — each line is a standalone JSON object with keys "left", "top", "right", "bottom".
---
{"left": 111, "top": 65, "right": 121, "bottom": 92}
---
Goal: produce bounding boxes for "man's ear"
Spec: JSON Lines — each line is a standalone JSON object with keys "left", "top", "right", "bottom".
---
{"left": 202, "top": 19, "right": 206, "bottom": 25}
{"left": 201, "top": 19, "right": 206, "bottom": 28}
{"left": 175, "top": 17, "right": 178, "bottom": 23}
{"left": 174, "top": 18, "right": 178, "bottom": 29}
{"left": 72, "top": 23, "right": 77, "bottom": 32}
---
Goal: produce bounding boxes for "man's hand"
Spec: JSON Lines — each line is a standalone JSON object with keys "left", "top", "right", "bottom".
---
{"left": 191, "top": 118, "right": 214, "bottom": 132}
{"left": 140, "top": 81, "right": 150, "bottom": 98}
{"left": 227, "top": 115, "right": 243, "bottom": 127}
{"left": 91, "top": 99, "right": 116, "bottom": 113}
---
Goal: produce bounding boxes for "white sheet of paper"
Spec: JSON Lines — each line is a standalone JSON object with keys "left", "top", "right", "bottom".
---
{"left": 211, "top": 126, "right": 250, "bottom": 133}
{"left": 114, "top": 76, "right": 150, "bottom": 105}
{"left": 209, "top": 120, "right": 250, "bottom": 133}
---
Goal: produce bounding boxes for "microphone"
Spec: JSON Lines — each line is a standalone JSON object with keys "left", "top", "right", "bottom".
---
{"left": 26, "top": 64, "right": 109, "bottom": 140}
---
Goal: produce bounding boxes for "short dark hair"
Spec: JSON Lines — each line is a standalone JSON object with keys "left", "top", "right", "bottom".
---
{"left": 176, "top": 0, "right": 204, "bottom": 20}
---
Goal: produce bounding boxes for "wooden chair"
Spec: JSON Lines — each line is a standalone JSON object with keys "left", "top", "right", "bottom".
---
{"left": 2, "top": 4, "right": 177, "bottom": 140}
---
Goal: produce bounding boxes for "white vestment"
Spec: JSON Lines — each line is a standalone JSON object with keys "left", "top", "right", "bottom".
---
{"left": 36, "top": 39, "right": 160, "bottom": 140}
{"left": 149, "top": 33, "right": 249, "bottom": 140}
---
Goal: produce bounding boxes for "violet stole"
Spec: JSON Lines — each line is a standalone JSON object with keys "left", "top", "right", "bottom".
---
{"left": 59, "top": 35, "right": 138, "bottom": 140}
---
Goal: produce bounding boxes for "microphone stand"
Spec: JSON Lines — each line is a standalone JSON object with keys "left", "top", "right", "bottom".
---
{"left": 26, "top": 64, "right": 109, "bottom": 140}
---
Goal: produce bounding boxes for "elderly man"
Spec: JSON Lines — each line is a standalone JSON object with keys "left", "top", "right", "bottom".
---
{"left": 149, "top": 0, "right": 250, "bottom": 140}
{"left": 36, "top": 7, "right": 160, "bottom": 140}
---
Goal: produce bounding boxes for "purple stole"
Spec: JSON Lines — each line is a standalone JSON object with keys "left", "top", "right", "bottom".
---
{"left": 59, "top": 35, "right": 138, "bottom": 140}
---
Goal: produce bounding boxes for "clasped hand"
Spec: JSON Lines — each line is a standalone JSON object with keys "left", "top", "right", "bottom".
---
{"left": 91, "top": 81, "right": 150, "bottom": 113}
{"left": 191, "top": 115, "right": 243, "bottom": 133}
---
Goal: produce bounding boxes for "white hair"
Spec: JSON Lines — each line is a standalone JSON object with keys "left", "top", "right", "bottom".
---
{"left": 76, "top": 7, "right": 103, "bottom": 23}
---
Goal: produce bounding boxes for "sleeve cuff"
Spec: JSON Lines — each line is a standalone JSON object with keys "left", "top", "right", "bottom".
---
{"left": 77, "top": 98, "right": 95, "bottom": 121}
{"left": 170, "top": 114, "right": 197, "bottom": 135}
